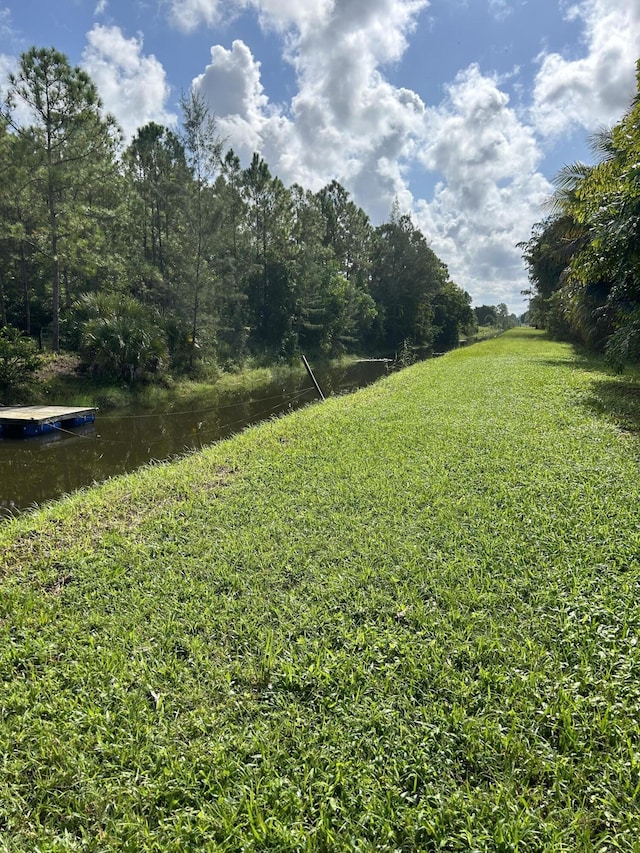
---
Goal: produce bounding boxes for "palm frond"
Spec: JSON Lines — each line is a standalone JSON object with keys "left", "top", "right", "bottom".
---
{"left": 547, "top": 161, "right": 592, "bottom": 214}
{"left": 588, "top": 125, "right": 616, "bottom": 162}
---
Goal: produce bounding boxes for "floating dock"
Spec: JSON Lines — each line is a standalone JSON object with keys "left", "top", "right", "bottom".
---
{"left": 0, "top": 406, "right": 96, "bottom": 438}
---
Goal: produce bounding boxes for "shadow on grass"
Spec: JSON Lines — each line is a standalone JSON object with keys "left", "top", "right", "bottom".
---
{"left": 584, "top": 377, "right": 640, "bottom": 434}
{"left": 538, "top": 339, "right": 640, "bottom": 433}
{"left": 541, "top": 351, "right": 607, "bottom": 373}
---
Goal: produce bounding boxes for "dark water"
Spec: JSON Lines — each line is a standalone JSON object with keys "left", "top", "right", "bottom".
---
{"left": 0, "top": 360, "right": 390, "bottom": 518}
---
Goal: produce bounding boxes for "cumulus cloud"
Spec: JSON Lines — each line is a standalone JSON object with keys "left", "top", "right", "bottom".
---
{"left": 82, "top": 24, "right": 177, "bottom": 139}
{"left": 531, "top": 0, "right": 640, "bottom": 137}
{"left": 250, "top": 0, "right": 335, "bottom": 33}
{"left": 192, "top": 39, "right": 287, "bottom": 159}
{"left": 415, "top": 65, "right": 551, "bottom": 309}
{"left": 191, "top": 0, "right": 429, "bottom": 220}
{"left": 185, "top": 0, "right": 550, "bottom": 308}
{"left": 178, "top": 0, "right": 637, "bottom": 309}
{"left": 194, "top": 40, "right": 268, "bottom": 121}
{"left": 169, "top": 0, "right": 226, "bottom": 32}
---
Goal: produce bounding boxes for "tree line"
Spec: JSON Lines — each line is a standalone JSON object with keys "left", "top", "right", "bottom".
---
{"left": 0, "top": 46, "right": 476, "bottom": 384}
{"left": 520, "top": 59, "right": 640, "bottom": 369}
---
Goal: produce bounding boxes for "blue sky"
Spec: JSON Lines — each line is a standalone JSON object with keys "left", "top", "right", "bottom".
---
{"left": 1, "top": 0, "right": 639, "bottom": 314}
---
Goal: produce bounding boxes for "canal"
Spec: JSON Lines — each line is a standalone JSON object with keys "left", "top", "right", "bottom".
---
{"left": 0, "top": 359, "right": 390, "bottom": 518}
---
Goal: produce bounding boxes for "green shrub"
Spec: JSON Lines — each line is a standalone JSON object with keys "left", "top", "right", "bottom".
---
{"left": 74, "top": 293, "right": 168, "bottom": 383}
{"left": 0, "top": 325, "right": 42, "bottom": 394}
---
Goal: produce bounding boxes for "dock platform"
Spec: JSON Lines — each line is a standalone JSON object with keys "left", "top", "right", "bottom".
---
{"left": 0, "top": 406, "right": 96, "bottom": 438}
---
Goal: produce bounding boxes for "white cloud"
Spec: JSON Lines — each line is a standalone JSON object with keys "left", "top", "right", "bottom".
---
{"left": 415, "top": 65, "right": 551, "bottom": 310}
{"left": 488, "top": 0, "right": 513, "bottom": 22}
{"left": 0, "top": 5, "right": 10, "bottom": 32}
{"left": 95, "top": 0, "right": 640, "bottom": 314}
{"left": 94, "top": 0, "right": 108, "bottom": 16}
{"left": 82, "top": 24, "right": 177, "bottom": 139}
{"left": 169, "top": 0, "right": 226, "bottom": 32}
{"left": 251, "top": 0, "right": 336, "bottom": 33}
{"left": 192, "top": 39, "right": 285, "bottom": 159}
{"left": 0, "top": 49, "right": 35, "bottom": 130}
{"left": 0, "top": 51, "right": 16, "bottom": 103}
{"left": 194, "top": 40, "right": 267, "bottom": 121}
{"left": 531, "top": 0, "right": 640, "bottom": 137}
{"left": 169, "top": 0, "right": 335, "bottom": 34}
{"left": 191, "top": 0, "right": 429, "bottom": 221}
{"left": 0, "top": 7, "right": 19, "bottom": 109}
{"left": 186, "top": 0, "right": 595, "bottom": 311}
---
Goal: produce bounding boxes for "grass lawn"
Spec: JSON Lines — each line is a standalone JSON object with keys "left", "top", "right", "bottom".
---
{"left": 1, "top": 328, "right": 640, "bottom": 851}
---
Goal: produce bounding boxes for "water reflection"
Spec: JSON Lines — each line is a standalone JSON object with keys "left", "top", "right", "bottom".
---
{"left": 0, "top": 360, "right": 390, "bottom": 518}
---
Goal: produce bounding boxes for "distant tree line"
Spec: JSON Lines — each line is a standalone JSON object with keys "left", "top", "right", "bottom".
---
{"left": 473, "top": 303, "right": 519, "bottom": 331}
{"left": 0, "top": 46, "right": 476, "bottom": 383}
{"left": 520, "top": 59, "right": 640, "bottom": 369}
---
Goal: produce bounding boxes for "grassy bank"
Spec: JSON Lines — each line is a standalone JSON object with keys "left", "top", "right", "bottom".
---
{"left": 22, "top": 354, "right": 316, "bottom": 411}
{"left": 25, "top": 351, "right": 363, "bottom": 412}
{"left": 1, "top": 329, "right": 640, "bottom": 851}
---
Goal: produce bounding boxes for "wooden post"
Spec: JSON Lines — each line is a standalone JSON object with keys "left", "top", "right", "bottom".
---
{"left": 301, "top": 354, "right": 325, "bottom": 401}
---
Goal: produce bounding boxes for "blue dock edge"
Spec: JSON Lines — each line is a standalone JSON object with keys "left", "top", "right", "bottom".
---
{"left": 0, "top": 411, "right": 95, "bottom": 438}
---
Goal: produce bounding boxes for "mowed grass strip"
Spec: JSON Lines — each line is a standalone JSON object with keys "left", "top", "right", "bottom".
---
{"left": 1, "top": 328, "right": 640, "bottom": 852}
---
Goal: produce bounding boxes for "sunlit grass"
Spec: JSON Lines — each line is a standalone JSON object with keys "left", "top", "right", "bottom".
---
{"left": 1, "top": 328, "right": 640, "bottom": 850}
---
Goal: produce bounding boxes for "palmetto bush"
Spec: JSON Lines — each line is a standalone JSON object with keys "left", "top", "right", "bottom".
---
{"left": 74, "top": 293, "right": 167, "bottom": 383}
{"left": 0, "top": 324, "right": 42, "bottom": 395}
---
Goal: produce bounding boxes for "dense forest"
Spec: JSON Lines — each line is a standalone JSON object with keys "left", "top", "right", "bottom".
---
{"left": 520, "top": 59, "right": 640, "bottom": 369}
{"left": 0, "top": 46, "right": 481, "bottom": 386}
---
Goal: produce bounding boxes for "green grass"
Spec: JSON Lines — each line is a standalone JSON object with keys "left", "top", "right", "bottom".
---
{"left": 1, "top": 328, "right": 640, "bottom": 851}
{"left": 25, "top": 356, "right": 310, "bottom": 411}
{"left": 28, "top": 351, "right": 362, "bottom": 411}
